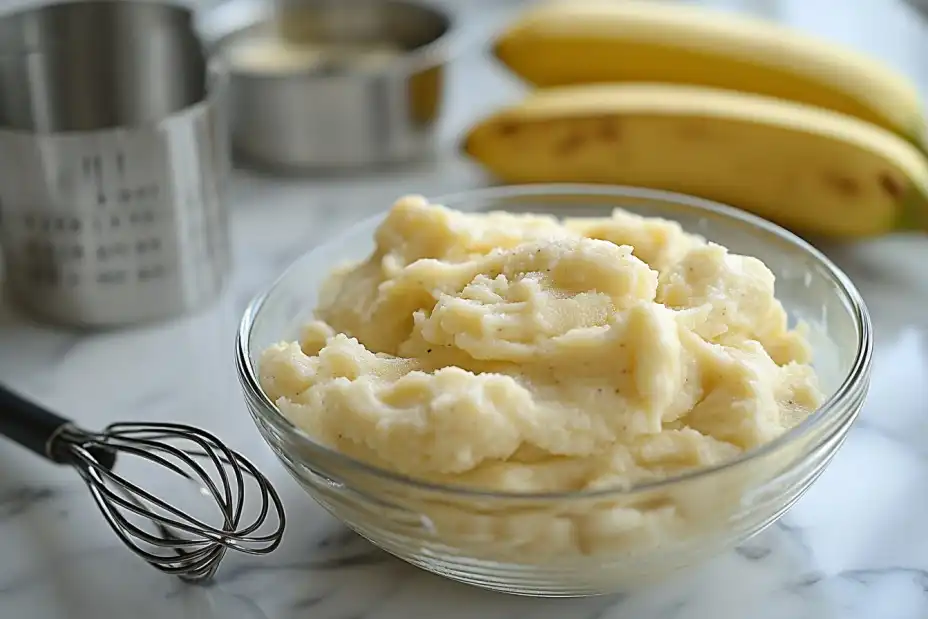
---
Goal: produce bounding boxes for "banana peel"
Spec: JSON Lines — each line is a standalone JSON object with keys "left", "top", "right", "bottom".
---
{"left": 462, "top": 83, "right": 928, "bottom": 239}
{"left": 492, "top": 0, "right": 927, "bottom": 149}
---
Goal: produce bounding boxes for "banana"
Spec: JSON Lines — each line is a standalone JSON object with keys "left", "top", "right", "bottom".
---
{"left": 493, "top": 0, "right": 926, "bottom": 146}
{"left": 462, "top": 83, "right": 928, "bottom": 238}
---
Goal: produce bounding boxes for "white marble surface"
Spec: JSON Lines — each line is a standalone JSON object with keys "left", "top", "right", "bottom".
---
{"left": 2, "top": 0, "right": 928, "bottom": 617}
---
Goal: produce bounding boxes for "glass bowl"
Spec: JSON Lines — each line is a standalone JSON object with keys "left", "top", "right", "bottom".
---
{"left": 236, "top": 184, "right": 872, "bottom": 597}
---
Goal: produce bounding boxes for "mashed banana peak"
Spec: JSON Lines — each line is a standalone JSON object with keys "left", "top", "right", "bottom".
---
{"left": 260, "top": 196, "right": 822, "bottom": 493}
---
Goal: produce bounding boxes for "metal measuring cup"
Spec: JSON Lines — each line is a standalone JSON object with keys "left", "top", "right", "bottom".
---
{"left": 0, "top": 0, "right": 231, "bottom": 328}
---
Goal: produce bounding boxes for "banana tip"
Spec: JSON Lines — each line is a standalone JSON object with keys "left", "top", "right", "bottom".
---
{"left": 457, "top": 130, "right": 476, "bottom": 156}
{"left": 489, "top": 35, "right": 509, "bottom": 65}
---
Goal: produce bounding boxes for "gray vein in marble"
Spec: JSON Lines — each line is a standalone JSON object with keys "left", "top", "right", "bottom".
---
{"left": 843, "top": 567, "right": 928, "bottom": 600}
{"left": 788, "top": 567, "right": 928, "bottom": 618}
{"left": 0, "top": 486, "right": 58, "bottom": 521}
{"left": 735, "top": 542, "right": 774, "bottom": 561}
{"left": 216, "top": 548, "right": 394, "bottom": 586}
{"left": 786, "top": 570, "right": 827, "bottom": 592}
{"left": 774, "top": 519, "right": 815, "bottom": 559}
{"left": 44, "top": 336, "right": 85, "bottom": 368}
{"left": 213, "top": 526, "right": 394, "bottom": 588}
{"left": 854, "top": 419, "right": 928, "bottom": 463}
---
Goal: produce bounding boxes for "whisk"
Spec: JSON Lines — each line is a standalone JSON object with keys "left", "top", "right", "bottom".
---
{"left": 0, "top": 384, "right": 286, "bottom": 583}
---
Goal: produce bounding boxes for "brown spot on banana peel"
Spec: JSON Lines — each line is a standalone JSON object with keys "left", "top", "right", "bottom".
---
{"left": 551, "top": 118, "right": 621, "bottom": 154}
{"left": 497, "top": 121, "right": 521, "bottom": 136}
{"left": 822, "top": 173, "right": 860, "bottom": 197}
{"left": 555, "top": 132, "right": 585, "bottom": 155}
{"left": 597, "top": 118, "right": 622, "bottom": 142}
{"left": 879, "top": 172, "right": 904, "bottom": 199}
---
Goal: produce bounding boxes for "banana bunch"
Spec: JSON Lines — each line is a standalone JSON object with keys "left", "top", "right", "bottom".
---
{"left": 463, "top": 0, "right": 928, "bottom": 238}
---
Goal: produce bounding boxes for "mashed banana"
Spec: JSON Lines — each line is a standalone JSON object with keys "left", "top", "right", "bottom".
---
{"left": 259, "top": 195, "right": 823, "bottom": 562}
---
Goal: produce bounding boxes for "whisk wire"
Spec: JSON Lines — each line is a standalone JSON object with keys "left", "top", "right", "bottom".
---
{"left": 90, "top": 439, "right": 238, "bottom": 532}
{"left": 81, "top": 460, "right": 224, "bottom": 579}
{"left": 103, "top": 436, "right": 223, "bottom": 492}
{"left": 72, "top": 445, "right": 230, "bottom": 559}
{"left": 99, "top": 431, "right": 278, "bottom": 543}
{"left": 94, "top": 446, "right": 279, "bottom": 547}
{"left": 105, "top": 426, "right": 234, "bottom": 494}
{"left": 72, "top": 443, "right": 236, "bottom": 541}
{"left": 129, "top": 425, "right": 282, "bottom": 543}
{"left": 104, "top": 424, "right": 254, "bottom": 533}
{"left": 55, "top": 422, "right": 286, "bottom": 583}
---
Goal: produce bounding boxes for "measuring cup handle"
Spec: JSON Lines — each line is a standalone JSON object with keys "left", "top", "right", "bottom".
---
{"left": 0, "top": 385, "right": 115, "bottom": 468}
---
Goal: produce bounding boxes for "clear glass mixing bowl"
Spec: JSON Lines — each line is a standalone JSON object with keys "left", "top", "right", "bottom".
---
{"left": 236, "top": 184, "right": 872, "bottom": 597}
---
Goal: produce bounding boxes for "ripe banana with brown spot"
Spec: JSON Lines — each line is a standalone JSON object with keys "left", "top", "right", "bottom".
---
{"left": 493, "top": 0, "right": 926, "bottom": 147}
{"left": 462, "top": 83, "right": 928, "bottom": 238}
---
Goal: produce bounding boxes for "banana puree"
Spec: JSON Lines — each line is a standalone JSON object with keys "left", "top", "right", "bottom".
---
{"left": 260, "top": 195, "right": 822, "bottom": 494}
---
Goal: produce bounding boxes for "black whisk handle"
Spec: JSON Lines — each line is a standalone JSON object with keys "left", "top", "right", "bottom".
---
{"left": 0, "top": 384, "right": 115, "bottom": 469}
{"left": 0, "top": 384, "right": 71, "bottom": 460}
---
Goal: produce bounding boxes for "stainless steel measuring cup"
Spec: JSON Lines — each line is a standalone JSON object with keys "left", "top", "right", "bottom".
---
{"left": 198, "top": 0, "right": 454, "bottom": 171}
{"left": 0, "top": 0, "right": 231, "bottom": 328}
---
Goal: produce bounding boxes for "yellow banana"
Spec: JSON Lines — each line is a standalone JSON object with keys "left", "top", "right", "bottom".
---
{"left": 462, "top": 83, "right": 928, "bottom": 238}
{"left": 493, "top": 0, "right": 926, "bottom": 146}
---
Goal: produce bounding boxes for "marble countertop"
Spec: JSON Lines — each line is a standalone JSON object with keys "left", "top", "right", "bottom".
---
{"left": 3, "top": 0, "right": 928, "bottom": 617}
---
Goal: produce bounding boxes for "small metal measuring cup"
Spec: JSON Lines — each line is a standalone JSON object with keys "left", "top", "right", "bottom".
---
{"left": 198, "top": 0, "right": 455, "bottom": 171}
{"left": 0, "top": 0, "right": 231, "bottom": 328}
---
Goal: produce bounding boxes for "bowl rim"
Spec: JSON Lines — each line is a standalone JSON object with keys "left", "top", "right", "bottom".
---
{"left": 236, "top": 183, "right": 873, "bottom": 500}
